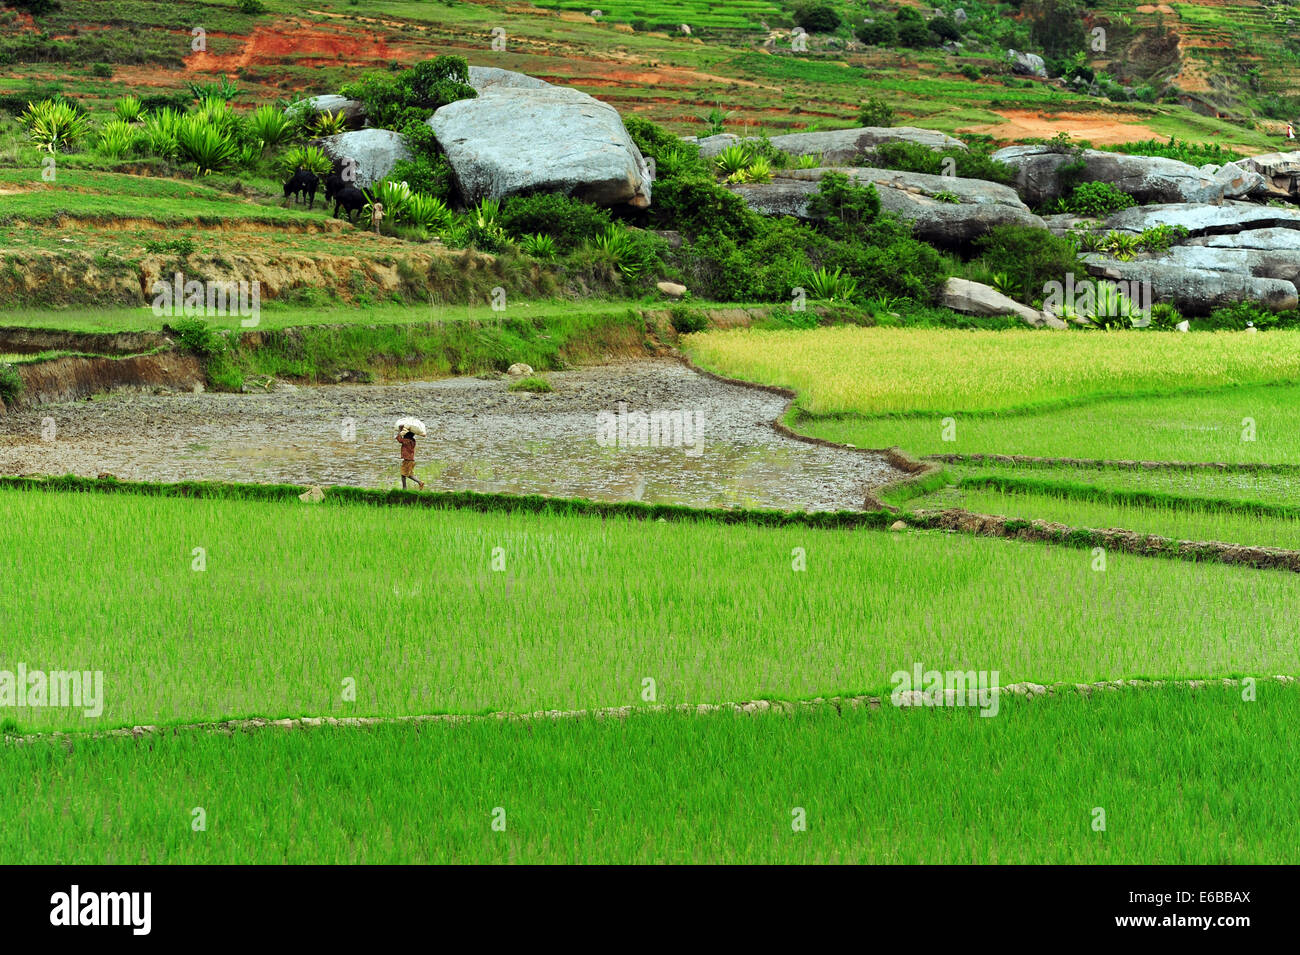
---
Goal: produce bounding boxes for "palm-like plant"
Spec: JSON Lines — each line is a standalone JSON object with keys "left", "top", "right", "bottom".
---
{"left": 520, "top": 233, "right": 557, "bottom": 260}
{"left": 141, "top": 107, "right": 183, "bottom": 160}
{"left": 247, "top": 105, "right": 294, "bottom": 151}
{"left": 793, "top": 152, "right": 823, "bottom": 169}
{"left": 112, "top": 95, "right": 144, "bottom": 123}
{"left": 95, "top": 119, "right": 139, "bottom": 159}
{"left": 276, "top": 144, "right": 332, "bottom": 177}
{"left": 19, "top": 99, "right": 93, "bottom": 153}
{"left": 176, "top": 115, "right": 238, "bottom": 175}
{"left": 714, "top": 143, "right": 755, "bottom": 178}
{"left": 592, "top": 225, "right": 645, "bottom": 279}
{"left": 367, "top": 179, "right": 413, "bottom": 225}
{"left": 804, "top": 266, "right": 859, "bottom": 302}
{"left": 406, "top": 192, "right": 452, "bottom": 233}
{"left": 310, "top": 110, "right": 348, "bottom": 137}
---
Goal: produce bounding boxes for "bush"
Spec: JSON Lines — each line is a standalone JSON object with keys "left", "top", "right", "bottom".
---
{"left": 650, "top": 175, "right": 762, "bottom": 241}
{"left": 670, "top": 305, "right": 709, "bottom": 334}
{"left": 929, "top": 15, "right": 961, "bottom": 42}
{"left": 341, "top": 55, "right": 476, "bottom": 133}
{"left": 170, "top": 319, "right": 228, "bottom": 358}
{"left": 897, "top": 19, "right": 935, "bottom": 47}
{"left": 1060, "top": 180, "right": 1135, "bottom": 216}
{"left": 0, "top": 362, "right": 22, "bottom": 406}
{"left": 792, "top": 2, "right": 841, "bottom": 33}
{"left": 625, "top": 115, "right": 710, "bottom": 179}
{"left": 508, "top": 375, "right": 554, "bottom": 393}
{"left": 806, "top": 171, "right": 881, "bottom": 242}
{"left": 855, "top": 20, "right": 897, "bottom": 45}
{"left": 500, "top": 193, "right": 612, "bottom": 251}
{"left": 975, "top": 225, "right": 1083, "bottom": 303}
{"left": 857, "top": 96, "right": 894, "bottom": 128}
{"left": 237, "top": 0, "right": 266, "bottom": 12}
{"left": 872, "top": 141, "right": 1017, "bottom": 185}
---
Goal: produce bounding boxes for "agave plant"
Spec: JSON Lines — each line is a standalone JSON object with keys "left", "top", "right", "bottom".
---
{"left": 367, "top": 179, "right": 413, "bottom": 225}
{"left": 194, "top": 95, "right": 240, "bottom": 138}
{"left": 592, "top": 225, "right": 646, "bottom": 280}
{"left": 699, "top": 106, "right": 729, "bottom": 136}
{"left": 519, "top": 233, "right": 557, "bottom": 260}
{"left": 742, "top": 157, "right": 773, "bottom": 184}
{"left": 406, "top": 192, "right": 452, "bottom": 233}
{"left": 466, "top": 198, "right": 508, "bottom": 251}
{"left": 276, "top": 144, "right": 332, "bottom": 177}
{"left": 175, "top": 115, "right": 238, "bottom": 174}
{"left": 246, "top": 105, "right": 294, "bottom": 151}
{"left": 19, "top": 98, "right": 93, "bottom": 153}
{"left": 310, "top": 110, "right": 348, "bottom": 137}
{"left": 1102, "top": 231, "right": 1141, "bottom": 261}
{"left": 141, "top": 107, "right": 183, "bottom": 160}
{"left": 804, "top": 266, "right": 859, "bottom": 302}
{"left": 714, "top": 143, "right": 755, "bottom": 178}
{"left": 990, "top": 272, "right": 1017, "bottom": 297}
{"left": 112, "top": 95, "right": 144, "bottom": 123}
{"left": 793, "top": 152, "right": 823, "bottom": 169}
{"left": 95, "top": 119, "right": 139, "bottom": 159}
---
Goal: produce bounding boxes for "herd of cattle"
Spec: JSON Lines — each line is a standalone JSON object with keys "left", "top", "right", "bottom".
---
{"left": 282, "top": 166, "right": 372, "bottom": 221}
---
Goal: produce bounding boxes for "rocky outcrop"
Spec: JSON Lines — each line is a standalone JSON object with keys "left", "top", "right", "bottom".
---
{"left": 1189, "top": 228, "right": 1300, "bottom": 250}
{"left": 467, "top": 66, "right": 551, "bottom": 91}
{"left": 727, "top": 168, "right": 1045, "bottom": 245}
{"left": 687, "top": 126, "right": 965, "bottom": 164}
{"left": 1080, "top": 255, "right": 1298, "bottom": 313}
{"left": 1237, "top": 150, "right": 1300, "bottom": 200}
{"left": 991, "top": 146, "right": 1258, "bottom": 206}
{"left": 941, "top": 278, "right": 1065, "bottom": 328}
{"left": 428, "top": 85, "right": 652, "bottom": 207}
{"left": 1007, "top": 50, "right": 1047, "bottom": 78}
{"left": 316, "top": 129, "right": 412, "bottom": 188}
{"left": 296, "top": 94, "right": 367, "bottom": 129}
{"left": 1141, "top": 245, "right": 1300, "bottom": 285}
{"left": 1103, "top": 201, "right": 1300, "bottom": 237}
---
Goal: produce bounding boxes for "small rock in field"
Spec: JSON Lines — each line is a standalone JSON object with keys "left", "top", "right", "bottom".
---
{"left": 656, "top": 280, "right": 688, "bottom": 297}
{"left": 507, "top": 363, "right": 534, "bottom": 376}
{"left": 299, "top": 485, "right": 325, "bottom": 503}
{"left": 890, "top": 520, "right": 907, "bottom": 531}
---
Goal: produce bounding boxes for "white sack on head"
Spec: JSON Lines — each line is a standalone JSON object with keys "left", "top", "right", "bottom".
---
{"left": 395, "top": 416, "right": 427, "bottom": 436}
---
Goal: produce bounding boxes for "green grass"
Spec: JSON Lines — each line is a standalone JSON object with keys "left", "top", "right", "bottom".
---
{"left": 3, "top": 486, "right": 1298, "bottom": 734}
{"left": 3, "top": 685, "right": 1296, "bottom": 863}
{"left": 801, "top": 384, "right": 1300, "bottom": 464}
{"left": 921, "top": 480, "right": 1300, "bottom": 552}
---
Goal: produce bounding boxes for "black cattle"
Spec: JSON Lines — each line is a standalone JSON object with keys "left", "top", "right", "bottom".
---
{"left": 323, "top": 172, "right": 346, "bottom": 202}
{"left": 332, "top": 184, "right": 370, "bottom": 222}
{"left": 282, "top": 167, "right": 319, "bottom": 209}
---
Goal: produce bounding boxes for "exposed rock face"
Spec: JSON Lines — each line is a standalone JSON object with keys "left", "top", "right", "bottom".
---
{"left": 316, "top": 129, "right": 412, "bottom": 188}
{"left": 1103, "top": 201, "right": 1300, "bottom": 237}
{"left": 1007, "top": 50, "right": 1047, "bottom": 79}
{"left": 941, "top": 278, "right": 1065, "bottom": 328}
{"left": 727, "top": 168, "right": 1045, "bottom": 245}
{"left": 1081, "top": 255, "right": 1299, "bottom": 314}
{"left": 467, "top": 66, "right": 551, "bottom": 91}
{"left": 990, "top": 146, "right": 1258, "bottom": 206}
{"left": 296, "top": 95, "right": 367, "bottom": 129}
{"left": 1237, "top": 150, "right": 1300, "bottom": 200}
{"left": 1188, "top": 228, "right": 1300, "bottom": 250}
{"left": 1138, "top": 246, "right": 1300, "bottom": 286}
{"left": 428, "top": 85, "right": 652, "bottom": 207}
{"left": 687, "top": 126, "right": 965, "bottom": 163}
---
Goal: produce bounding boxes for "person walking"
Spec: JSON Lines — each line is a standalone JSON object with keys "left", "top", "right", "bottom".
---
{"left": 396, "top": 426, "right": 425, "bottom": 491}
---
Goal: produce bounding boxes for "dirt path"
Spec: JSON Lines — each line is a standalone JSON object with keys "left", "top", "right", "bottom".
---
{"left": 0, "top": 359, "right": 900, "bottom": 512}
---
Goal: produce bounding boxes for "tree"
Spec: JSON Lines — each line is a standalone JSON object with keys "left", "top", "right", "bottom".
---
{"left": 793, "top": 2, "right": 841, "bottom": 33}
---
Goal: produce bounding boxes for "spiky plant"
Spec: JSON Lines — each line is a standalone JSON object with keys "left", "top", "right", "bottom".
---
{"left": 519, "top": 233, "right": 558, "bottom": 260}
{"left": 310, "top": 110, "right": 348, "bottom": 137}
{"left": 112, "top": 95, "right": 144, "bottom": 123}
{"left": 276, "top": 144, "right": 333, "bottom": 177}
{"left": 19, "top": 99, "right": 93, "bottom": 153}
{"left": 95, "top": 119, "right": 138, "bottom": 159}
{"left": 175, "top": 115, "right": 238, "bottom": 175}
{"left": 141, "top": 107, "right": 183, "bottom": 160}
{"left": 406, "top": 192, "right": 452, "bottom": 233}
{"left": 804, "top": 266, "right": 859, "bottom": 302}
{"left": 247, "top": 105, "right": 294, "bottom": 151}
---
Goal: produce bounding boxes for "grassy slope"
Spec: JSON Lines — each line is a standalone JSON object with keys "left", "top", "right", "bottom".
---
{"left": 3, "top": 486, "right": 1298, "bottom": 733}
{"left": 4, "top": 685, "right": 1296, "bottom": 863}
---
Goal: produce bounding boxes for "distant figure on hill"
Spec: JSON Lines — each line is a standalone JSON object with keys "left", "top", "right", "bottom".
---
{"left": 1287, "top": 122, "right": 1295, "bottom": 142}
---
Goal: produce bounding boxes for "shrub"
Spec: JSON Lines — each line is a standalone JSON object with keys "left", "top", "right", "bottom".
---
{"left": 929, "top": 15, "right": 961, "bottom": 42}
{"left": 406, "top": 192, "right": 453, "bottom": 233}
{"left": 175, "top": 116, "right": 238, "bottom": 175}
{"left": 806, "top": 171, "right": 881, "bottom": 242}
{"left": 276, "top": 144, "right": 332, "bottom": 177}
{"left": 975, "top": 224, "right": 1083, "bottom": 303}
{"left": 855, "top": 20, "right": 896, "bottom": 45}
{"left": 857, "top": 96, "right": 894, "bottom": 128}
{"left": 19, "top": 98, "right": 92, "bottom": 153}
{"left": 803, "top": 266, "right": 859, "bottom": 302}
{"left": 670, "top": 305, "right": 708, "bottom": 334}
{"left": 112, "top": 95, "right": 143, "bottom": 123}
{"left": 1149, "top": 302, "right": 1183, "bottom": 331}
{"left": 897, "top": 19, "right": 935, "bottom": 47}
{"left": 500, "top": 193, "right": 612, "bottom": 251}
{"left": 960, "top": 64, "right": 981, "bottom": 81}
{"left": 341, "top": 55, "right": 476, "bottom": 132}
{"left": 246, "top": 105, "right": 293, "bottom": 150}
{"left": 590, "top": 225, "right": 666, "bottom": 283}
{"left": 170, "top": 318, "right": 227, "bottom": 358}
{"left": 872, "top": 141, "right": 1016, "bottom": 185}
{"left": 95, "top": 118, "right": 138, "bottom": 158}
{"left": 141, "top": 107, "right": 183, "bottom": 160}
{"left": 0, "top": 362, "right": 22, "bottom": 406}
{"left": 310, "top": 109, "right": 348, "bottom": 137}
{"left": 649, "top": 175, "right": 761, "bottom": 241}
{"left": 519, "top": 233, "right": 558, "bottom": 260}
{"left": 1060, "top": 180, "right": 1135, "bottom": 216}
{"left": 237, "top": 0, "right": 266, "bottom": 11}
{"left": 792, "top": 2, "right": 841, "bottom": 33}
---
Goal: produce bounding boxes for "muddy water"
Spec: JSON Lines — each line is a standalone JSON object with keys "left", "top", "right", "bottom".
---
{"left": 0, "top": 360, "right": 900, "bottom": 512}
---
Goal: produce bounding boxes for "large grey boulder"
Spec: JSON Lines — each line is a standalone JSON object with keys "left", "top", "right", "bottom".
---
{"left": 428, "top": 85, "right": 651, "bottom": 207}
{"left": 726, "top": 168, "right": 1045, "bottom": 245}
{"left": 941, "top": 277, "right": 1065, "bottom": 328}
{"left": 1007, "top": 50, "right": 1047, "bottom": 79}
{"left": 1081, "top": 256, "right": 1298, "bottom": 313}
{"left": 467, "top": 66, "right": 551, "bottom": 91}
{"left": 991, "top": 145, "right": 1244, "bottom": 205}
{"left": 687, "top": 126, "right": 965, "bottom": 164}
{"left": 315, "top": 129, "right": 412, "bottom": 187}
{"left": 1189, "top": 228, "right": 1300, "bottom": 251}
{"left": 1103, "top": 201, "right": 1300, "bottom": 237}
{"left": 295, "top": 94, "right": 367, "bottom": 129}
{"left": 1141, "top": 245, "right": 1300, "bottom": 285}
{"left": 1237, "top": 150, "right": 1300, "bottom": 200}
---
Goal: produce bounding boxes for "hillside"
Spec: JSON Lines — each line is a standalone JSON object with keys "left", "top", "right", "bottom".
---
{"left": 0, "top": 0, "right": 1295, "bottom": 150}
